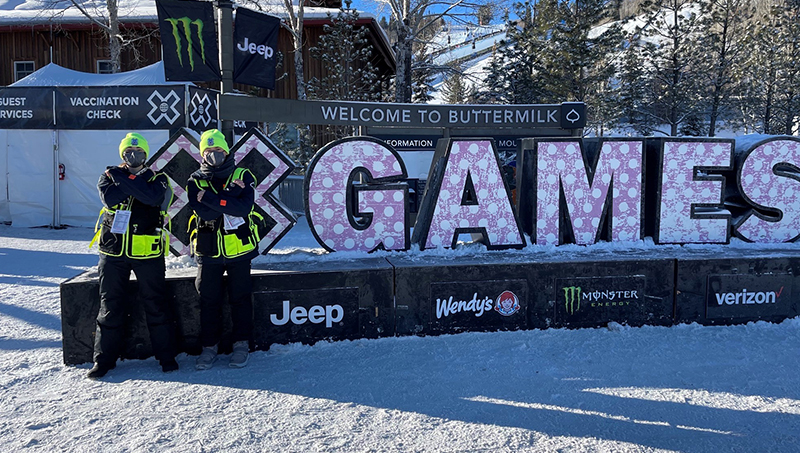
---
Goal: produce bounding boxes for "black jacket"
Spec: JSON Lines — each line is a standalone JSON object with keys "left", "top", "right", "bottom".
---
{"left": 97, "top": 166, "right": 170, "bottom": 258}
{"left": 187, "top": 164, "right": 258, "bottom": 264}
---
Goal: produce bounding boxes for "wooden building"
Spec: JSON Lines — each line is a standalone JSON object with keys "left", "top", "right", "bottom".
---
{"left": 0, "top": 1, "right": 396, "bottom": 99}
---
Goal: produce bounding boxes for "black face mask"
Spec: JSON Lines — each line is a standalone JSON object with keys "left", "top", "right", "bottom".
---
{"left": 204, "top": 151, "right": 227, "bottom": 167}
{"left": 123, "top": 150, "right": 147, "bottom": 168}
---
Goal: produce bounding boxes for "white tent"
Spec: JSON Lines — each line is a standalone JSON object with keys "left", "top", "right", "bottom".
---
{"left": 10, "top": 61, "right": 172, "bottom": 88}
{"left": 0, "top": 62, "right": 214, "bottom": 227}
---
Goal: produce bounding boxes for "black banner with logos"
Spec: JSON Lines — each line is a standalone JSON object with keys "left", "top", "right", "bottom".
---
{"left": 187, "top": 86, "right": 218, "bottom": 132}
{"left": 156, "top": 0, "right": 221, "bottom": 82}
{"left": 0, "top": 87, "right": 54, "bottom": 129}
{"left": 233, "top": 7, "right": 280, "bottom": 90}
{"left": 706, "top": 273, "right": 793, "bottom": 320}
{"left": 55, "top": 86, "right": 185, "bottom": 130}
{"left": 555, "top": 275, "right": 647, "bottom": 327}
{"left": 429, "top": 279, "right": 527, "bottom": 332}
{"left": 253, "top": 288, "right": 360, "bottom": 345}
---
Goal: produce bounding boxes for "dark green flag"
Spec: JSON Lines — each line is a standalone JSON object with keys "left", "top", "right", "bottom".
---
{"left": 156, "top": 0, "right": 221, "bottom": 82}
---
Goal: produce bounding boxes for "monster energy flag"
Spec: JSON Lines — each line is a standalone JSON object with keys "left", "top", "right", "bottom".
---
{"left": 233, "top": 8, "right": 280, "bottom": 90}
{"left": 156, "top": 0, "right": 220, "bottom": 82}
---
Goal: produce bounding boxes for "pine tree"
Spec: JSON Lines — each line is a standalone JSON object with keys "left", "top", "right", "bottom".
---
{"left": 441, "top": 65, "right": 468, "bottom": 104}
{"left": 696, "top": 0, "right": 754, "bottom": 136}
{"left": 738, "top": 0, "right": 800, "bottom": 134}
{"left": 411, "top": 43, "right": 436, "bottom": 103}
{"left": 307, "top": 2, "right": 382, "bottom": 141}
{"left": 548, "top": 0, "right": 625, "bottom": 131}
{"left": 544, "top": 0, "right": 625, "bottom": 104}
{"left": 617, "top": 39, "right": 655, "bottom": 134}
{"left": 307, "top": 3, "right": 381, "bottom": 103}
{"left": 483, "top": 2, "right": 543, "bottom": 104}
{"left": 475, "top": 46, "right": 506, "bottom": 104}
{"left": 771, "top": 0, "right": 800, "bottom": 134}
{"left": 637, "top": 0, "right": 707, "bottom": 136}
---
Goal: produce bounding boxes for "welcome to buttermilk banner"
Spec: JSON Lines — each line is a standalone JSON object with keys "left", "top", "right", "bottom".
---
{"left": 156, "top": 0, "right": 221, "bottom": 82}
{"left": 219, "top": 97, "right": 588, "bottom": 129}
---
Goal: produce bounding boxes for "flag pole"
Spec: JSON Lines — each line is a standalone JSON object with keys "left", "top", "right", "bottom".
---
{"left": 217, "top": 0, "right": 234, "bottom": 145}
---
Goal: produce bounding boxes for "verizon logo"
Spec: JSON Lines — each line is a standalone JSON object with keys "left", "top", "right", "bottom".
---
{"left": 714, "top": 287, "right": 783, "bottom": 306}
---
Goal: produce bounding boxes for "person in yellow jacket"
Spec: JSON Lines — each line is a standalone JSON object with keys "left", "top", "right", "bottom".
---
{"left": 187, "top": 129, "right": 258, "bottom": 370}
{"left": 88, "top": 132, "right": 178, "bottom": 378}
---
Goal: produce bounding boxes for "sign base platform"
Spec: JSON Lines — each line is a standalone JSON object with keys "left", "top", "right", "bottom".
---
{"left": 60, "top": 247, "right": 800, "bottom": 365}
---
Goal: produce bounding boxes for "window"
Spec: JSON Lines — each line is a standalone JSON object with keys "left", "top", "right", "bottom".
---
{"left": 96, "top": 60, "right": 114, "bottom": 74}
{"left": 14, "top": 61, "right": 35, "bottom": 82}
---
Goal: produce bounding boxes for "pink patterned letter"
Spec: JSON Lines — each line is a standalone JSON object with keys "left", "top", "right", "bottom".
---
{"left": 735, "top": 138, "right": 800, "bottom": 242}
{"left": 306, "top": 137, "right": 408, "bottom": 252}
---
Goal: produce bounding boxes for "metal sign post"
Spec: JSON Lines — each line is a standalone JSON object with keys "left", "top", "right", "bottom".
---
{"left": 217, "top": 0, "right": 235, "bottom": 144}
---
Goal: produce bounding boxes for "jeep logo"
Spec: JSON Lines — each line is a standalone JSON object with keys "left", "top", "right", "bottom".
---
{"left": 237, "top": 36, "right": 274, "bottom": 59}
{"left": 270, "top": 300, "right": 344, "bottom": 328}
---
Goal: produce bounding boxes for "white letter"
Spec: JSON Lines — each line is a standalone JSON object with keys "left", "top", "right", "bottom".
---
{"left": 326, "top": 305, "right": 344, "bottom": 328}
{"left": 270, "top": 300, "right": 290, "bottom": 325}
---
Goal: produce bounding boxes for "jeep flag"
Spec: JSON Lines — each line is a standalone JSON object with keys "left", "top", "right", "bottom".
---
{"left": 233, "top": 8, "right": 280, "bottom": 90}
{"left": 156, "top": 0, "right": 221, "bottom": 82}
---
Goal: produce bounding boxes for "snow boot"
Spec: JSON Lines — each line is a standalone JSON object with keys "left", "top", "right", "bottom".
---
{"left": 87, "top": 362, "right": 115, "bottom": 379}
{"left": 229, "top": 341, "right": 250, "bottom": 368}
{"left": 195, "top": 344, "right": 218, "bottom": 370}
{"left": 160, "top": 358, "right": 179, "bottom": 373}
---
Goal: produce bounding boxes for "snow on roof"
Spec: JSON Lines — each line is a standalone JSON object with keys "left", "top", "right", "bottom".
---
{"left": 9, "top": 60, "right": 182, "bottom": 86}
{"left": 0, "top": 0, "right": 359, "bottom": 26}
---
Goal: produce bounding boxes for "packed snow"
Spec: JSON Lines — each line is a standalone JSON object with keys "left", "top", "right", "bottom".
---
{"left": 1, "top": 219, "right": 800, "bottom": 452}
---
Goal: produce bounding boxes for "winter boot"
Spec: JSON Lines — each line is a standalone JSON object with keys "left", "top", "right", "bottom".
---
{"left": 229, "top": 341, "right": 250, "bottom": 368}
{"left": 160, "top": 358, "right": 179, "bottom": 373}
{"left": 195, "top": 344, "right": 218, "bottom": 370}
{"left": 87, "top": 362, "right": 115, "bottom": 379}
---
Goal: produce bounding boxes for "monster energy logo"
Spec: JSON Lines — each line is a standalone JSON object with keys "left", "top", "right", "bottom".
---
{"left": 164, "top": 17, "right": 208, "bottom": 71}
{"left": 563, "top": 286, "right": 581, "bottom": 315}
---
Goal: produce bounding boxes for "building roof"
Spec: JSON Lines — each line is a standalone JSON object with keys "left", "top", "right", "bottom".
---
{"left": 0, "top": 0, "right": 394, "bottom": 65}
{"left": 0, "top": 0, "right": 369, "bottom": 25}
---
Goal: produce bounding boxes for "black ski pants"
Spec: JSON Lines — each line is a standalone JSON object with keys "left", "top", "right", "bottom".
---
{"left": 195, "top": 259, "right": 253, "bottom": 347}
{"left": 94, "top": 254, "right": 176, "bottom": 366}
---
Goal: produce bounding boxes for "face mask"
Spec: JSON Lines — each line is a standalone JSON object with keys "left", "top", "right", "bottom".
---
{"left": 204, "top": 151, "right": 227, "bottom": 167}
{"left": 123, "top": 150, "right": 147, "bottom": 168}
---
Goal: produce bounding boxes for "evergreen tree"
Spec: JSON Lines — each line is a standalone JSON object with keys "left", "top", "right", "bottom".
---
{"left": 307, "top": 3, "right": 381, "bottom": 103}
{"left": 475, "top": 45, "right": 506, "bottom": 103}
{"left": 616, "top": 39, "right": 654, "bottom": 134}
{"left": 696, "top": 0, "right": 754, "bottom": 136}
{"left": 638, "top": 0, "right": 707, "bottom": 135}
{"left": 305, "top": 2, "right": 383, "bottom": 153}
{"left": 545, "top": 0, "right": 625, "bottom": 104}
{"left": 441, "top": 65, "right": 468, "bottom": 104}
{"left": 549, "top": 0, "right": 625, "bottom": 131}
{"left": 411, "top": 43, "right": 436, "bottom": 103}
{"left": 481, "top": 2, "right": 543, "bottom": 104}
{"left": 479, "top": 0, "right": 623, "bottom": 125}
{"left": 771, "top": 0, "right": 800, "bottom": 134}
{"left": 738, "top": 0, "right": 800, "bottom": 134}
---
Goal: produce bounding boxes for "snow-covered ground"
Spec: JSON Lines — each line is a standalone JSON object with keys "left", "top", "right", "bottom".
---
{"left": 2, "top": 220, "right": 800, "bottom": 452}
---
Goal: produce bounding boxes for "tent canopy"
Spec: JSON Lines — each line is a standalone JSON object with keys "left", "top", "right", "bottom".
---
{"left": 9, "top": 61, "right": 189, "bottom": 87}
{"left": 0, "top": 61, "right": 216, "bottom": 227}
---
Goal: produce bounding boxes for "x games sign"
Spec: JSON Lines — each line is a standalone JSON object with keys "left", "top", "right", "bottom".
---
{"left": 148, "top": 128, "right": 296, "bottom": 256}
